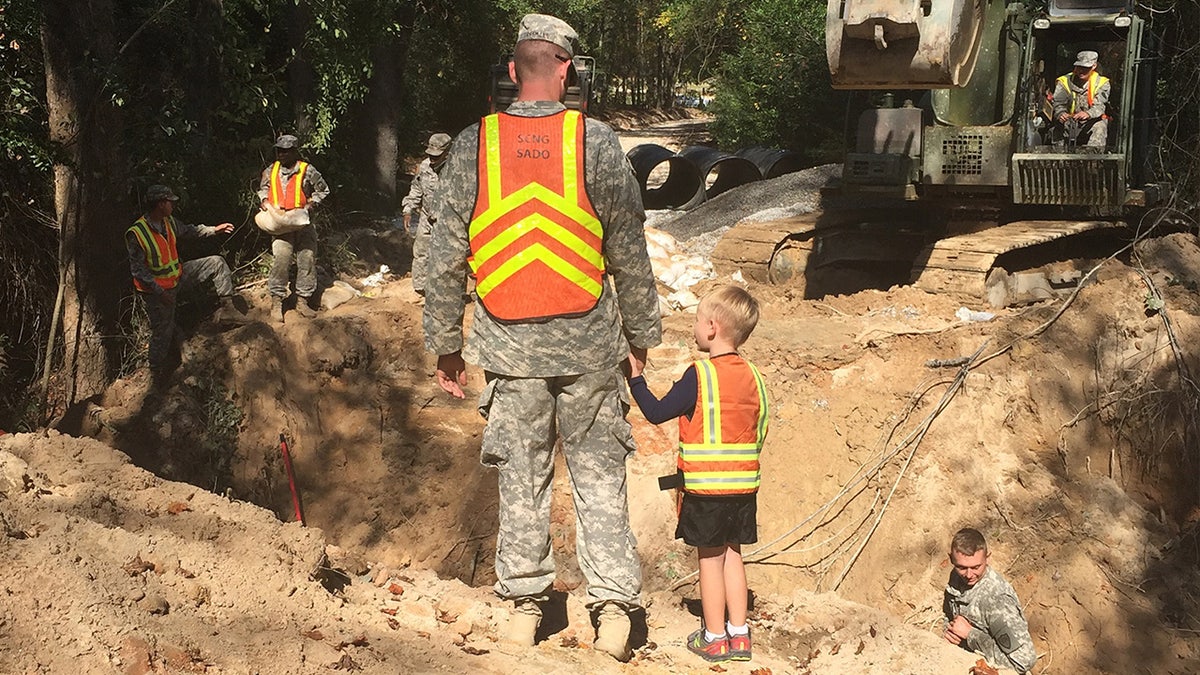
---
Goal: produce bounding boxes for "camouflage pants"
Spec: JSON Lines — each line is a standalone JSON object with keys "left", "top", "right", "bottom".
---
{"left": 269, "top": 226, "right": 317, "bottom": 299}
{"left": 411, "top": 214, "right": 431, "bottom": 293}
{"left": 1052, "top": 117, "right": 1108, "bottom": 149}
{"left": 143, "top": 255, "right": 235, "bottom": 372}
{"left": 479, "top": 367, "right": 642, "bottom": 608}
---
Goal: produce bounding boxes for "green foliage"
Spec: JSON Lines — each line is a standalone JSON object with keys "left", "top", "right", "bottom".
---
{"left": 193, "top": 378, "right": 245, "bottom": 493}
{"left": 709, "top": 0, "right": 846, "bottom": 161}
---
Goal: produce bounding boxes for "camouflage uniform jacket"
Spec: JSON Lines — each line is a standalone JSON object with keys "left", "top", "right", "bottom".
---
{"left": 126, "top": 216, "right": 223, "bottom": 295}
{"left": 1052, "top": 73, "right": 1110, "bottom": 120}
{"left": 256, "top": 161, "right": 331, "bottom": 209}
{"left": 401, "top": 158, "right": 440, "bottom": 221}
{"left": 943, "top": 567, "right": 1037, "bottom": 673}
{"left": 423, "top": 100, "right": 662, "bottom": 377}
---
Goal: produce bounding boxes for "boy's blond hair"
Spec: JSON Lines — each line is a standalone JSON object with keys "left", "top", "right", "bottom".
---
{"left": 700, "top": 285, "right": 759, "bottom": 346}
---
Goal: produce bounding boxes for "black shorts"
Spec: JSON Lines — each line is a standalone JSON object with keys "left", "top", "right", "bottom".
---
{"left": 675, "top": 493, "right": 758, "bottom": 548}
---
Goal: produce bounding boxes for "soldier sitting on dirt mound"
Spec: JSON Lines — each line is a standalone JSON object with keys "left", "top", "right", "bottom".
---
{"left": 125, "top": 184, "right": 248, "bottom": 385}
{"left": 943, "top": 527, "right": 1037, "bottom": 674}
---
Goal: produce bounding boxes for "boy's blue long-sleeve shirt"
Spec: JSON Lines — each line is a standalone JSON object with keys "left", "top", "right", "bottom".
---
{"left": 628, "top": 367, "right": 697, "bottom": 423}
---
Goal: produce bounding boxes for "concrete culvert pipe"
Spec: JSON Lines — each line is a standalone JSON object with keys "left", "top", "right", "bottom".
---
{"left": 735, "top": 146, "right": 804, "bottom": 179}
{"left": 626, "top": 143, "right": 707, "bottom": 211}
{"left": 680, "top": 145, "right": 762, "bottom": 199}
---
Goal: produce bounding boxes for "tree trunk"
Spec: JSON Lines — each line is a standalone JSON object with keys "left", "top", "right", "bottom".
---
{"left": 286, "top": 0, "right": 317, "bottom": 137}
{"left": 41, "top": 0, "right": 128, "bottom": 408}
{"left": 359, "top": 24, "right": 414, "bottom": 209}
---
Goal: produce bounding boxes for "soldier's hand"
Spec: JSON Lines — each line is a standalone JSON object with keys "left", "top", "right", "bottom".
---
{"left": 403, "top": 213, "right": 412, "bottom": 231}
{"left": 260, "top": 200, "right": 269, "bottom": 211}
{"left": 1057, "top": 112, "right": 1070, "bottom": 123}
{"left": 628, "top": 346, "right": 647, "bottom": 378}
{"left": 1073, "top": 111, "right": 1090, "bottom": 121}
{"left": 945, "top": 615, "right": 972, "bottom": 645}
{"left": 436, "top": 352, "right": 468, "bottom": 399}
{"left": 215, "top": 222, "right": 234, "bottom": 234}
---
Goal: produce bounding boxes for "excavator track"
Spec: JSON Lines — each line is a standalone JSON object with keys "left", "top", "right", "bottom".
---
{"left": 712, "top": 212, "right": 1135, "bottom": 305}
{"left": 911, "top": 219, "right": 1128, "bottom": 296}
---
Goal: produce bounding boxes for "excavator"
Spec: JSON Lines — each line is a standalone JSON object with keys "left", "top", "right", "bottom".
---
{"left": 711, "top": 0, "right": 1168, "bottom": 306}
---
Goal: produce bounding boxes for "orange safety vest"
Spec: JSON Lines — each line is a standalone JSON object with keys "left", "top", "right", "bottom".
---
{"left": 468, "top": 110, "right": 605, "bottom": 322}
{"left": 678, "top": 356, "right": 769, "bottom": 495}
{"left": 1058, "top": 72, "right": 1110, "bottom": 113}
{"left": 268, "top": 161, "right": 310, "bottom": 209}
{"left": 127, "top": 215, "right": 181, "bottom": 292}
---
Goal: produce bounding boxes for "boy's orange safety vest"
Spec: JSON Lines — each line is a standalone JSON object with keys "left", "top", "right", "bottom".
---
{"left": 678, "top": 356, "right": 769, "bottom": 495}
{"left": 268, "top": 161, "right": 310, "bottom": 209}
{"left": 127, "top": 216, "right": 181, "bottom": 292}
{"left": 468, "top": 110, "right": 605, "bottom": 322}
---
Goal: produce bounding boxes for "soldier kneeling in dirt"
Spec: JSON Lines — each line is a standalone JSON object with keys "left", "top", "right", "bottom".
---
{"left": 126, "top": 184, "right": 248, "bottom": 384}
{"left": 943, "top": 527, "right": 1037, "bottom": 674}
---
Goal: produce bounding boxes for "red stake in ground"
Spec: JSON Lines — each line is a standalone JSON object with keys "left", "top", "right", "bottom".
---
{"left": 279, "top": 433, "right": 306, "bottom": 525}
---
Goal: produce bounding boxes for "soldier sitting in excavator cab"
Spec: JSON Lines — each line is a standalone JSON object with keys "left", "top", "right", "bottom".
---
{"left": 1048, "top": 49, "right": 1111, "bottom": 152}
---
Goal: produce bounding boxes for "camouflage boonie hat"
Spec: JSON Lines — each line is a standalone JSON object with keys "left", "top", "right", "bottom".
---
{"left": 1074, "top": 50, "right": 1098, "bottom": 68}
{"left": 425, "top": 133, "right": 452, "bottom": 156}
{"left": 146, "top": 185, "right": 179, "bottom": 202}
{"left": 517, "top": 13, "right": 577, "bottom": 58}
{"left": 274, "top": 134, "right": 300, "bottom": 149}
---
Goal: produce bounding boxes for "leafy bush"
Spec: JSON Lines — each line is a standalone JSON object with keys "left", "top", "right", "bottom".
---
{"left": 709, "top": 0, "right": 846, "bottom": 163}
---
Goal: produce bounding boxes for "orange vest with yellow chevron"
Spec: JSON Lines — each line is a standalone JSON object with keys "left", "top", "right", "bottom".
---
{"left": 268, "top": 161, "right": 309, "bottom": 209}
{"left": 469, "top": 110, "right": 605, "bottom": 323}
{"left": 127, "top": 216, "right": 181, "bottom": 292}
{"left": 678, "top": 356, "right": 769, "bottom": 495}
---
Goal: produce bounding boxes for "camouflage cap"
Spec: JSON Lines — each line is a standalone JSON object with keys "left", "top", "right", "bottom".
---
{"left": 1074, "top": 50, "right": 1098, "bottom": 68}
{"left": 146, "top": 184, "right": 179, "bottom": 203}
{"left": 425, "top": 133, "right": 452, "bottom": 156}
{"left": 517, "top": 13, "right": 577, "bottom": 58}
{"left": 274, "top": 134, "right": 300, "bottom": 149}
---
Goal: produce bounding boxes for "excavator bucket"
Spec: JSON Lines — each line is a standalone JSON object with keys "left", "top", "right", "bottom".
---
{"left": 826, "top": 0, "right": 987, "bottom": 88}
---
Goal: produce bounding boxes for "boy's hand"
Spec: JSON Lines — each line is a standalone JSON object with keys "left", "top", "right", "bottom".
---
{"left": 627, "top": 346, "right": 647, "bottom": 378}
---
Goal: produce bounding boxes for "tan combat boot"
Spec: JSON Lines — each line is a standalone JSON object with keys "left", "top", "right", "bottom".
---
{"left": 503, "top": 598, "right": 542, "bottom": 647}
{"left": 593, "top": 603, "right": 632, "bottom": 662}
{"left": 271, "top": 297, "right": 285, "bottom": 324}
{"left": 294, "top": 295, "right": 316, "bottom": 318}
{"left": 211, "top": 296, "right": 250, "bottom": 330}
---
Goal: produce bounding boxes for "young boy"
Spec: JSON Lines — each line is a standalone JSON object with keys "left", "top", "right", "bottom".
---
{"left": 627, "top": 285, "right": 769, "bottom": 662}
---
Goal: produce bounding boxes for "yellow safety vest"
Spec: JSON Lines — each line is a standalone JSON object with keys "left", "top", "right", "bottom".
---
{"left": 1058, "top": 72, "right": 1110, "bottom": 113}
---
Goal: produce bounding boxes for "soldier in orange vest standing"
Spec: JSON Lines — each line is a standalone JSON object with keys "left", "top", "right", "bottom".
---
{"left": 627, "top": 285, "right": 769, "bottom": 664}
{"left": 126, "top": 184, "right": 244, "bottom": 384}
{"left": 422, "top": 13, "right": 662, "bottom": 661}
{"left": 257, "top": 134, "right": 330, "bottom": 323}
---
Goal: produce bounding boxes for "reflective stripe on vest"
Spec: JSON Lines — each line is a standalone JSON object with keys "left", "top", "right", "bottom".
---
{"left": 1058, "top": 72, "right": 1109, "bottom": 112}
{"left": 678, "top": 356, "right": 770, "bottom": 495}
{"left": 127, "top": 216, "right": 181, "bottom": 292}
{"left": 468, "top": 110, "right": 605, "bottom": 322}
{"left": 269, "top": 161, "right": 309, "bottom": 209}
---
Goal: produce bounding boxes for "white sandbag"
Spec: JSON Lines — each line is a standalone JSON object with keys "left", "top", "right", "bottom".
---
{"left": 254, "top": 203, "right": 310, "bottom": 235}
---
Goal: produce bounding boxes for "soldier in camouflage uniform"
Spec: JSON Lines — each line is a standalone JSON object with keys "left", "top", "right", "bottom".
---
{"left": 401, "top": 132, "right": 452, "bottom": 294}
{"left": 422, "top": 13, "right": 661, "bottom": 662}
{"left": 257, "top": 134, "right": 331, "bottom": 322}
{"left": 943, "top": 528, "right": 1037, "bottom": 673}
{"left": 1051, "top": 50, "right": 1110, "bottom": 151}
